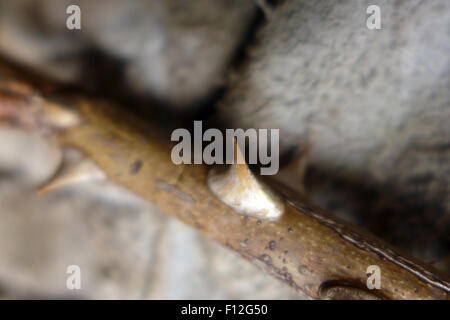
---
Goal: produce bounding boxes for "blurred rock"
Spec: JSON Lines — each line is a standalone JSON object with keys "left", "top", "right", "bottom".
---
{"left": 0, "top": 0, "right": 257, "bottom": 109}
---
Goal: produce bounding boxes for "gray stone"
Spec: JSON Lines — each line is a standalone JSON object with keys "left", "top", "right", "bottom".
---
{"left": 0, "top": 0, "right": 257, "bottom": 108}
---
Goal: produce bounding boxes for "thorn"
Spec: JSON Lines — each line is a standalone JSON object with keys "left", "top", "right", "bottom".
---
{"left": 37, "top": 157, "right": 105, "bottom": 194}
{"left": 0, "top": 89, "right": 80, "bottom": 130}
{"left": 40, "top": 98, "right": 80, "bottom": 129}
{"left": 207, "top": 138, "right": 284, "bottom": 221}
{"left": 277, "top": 145, "right": 310, "bottom": 195}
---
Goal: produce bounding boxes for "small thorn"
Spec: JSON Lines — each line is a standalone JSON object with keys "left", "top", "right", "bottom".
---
{"left": 37, "top": 157, "right": 105, "bottom": 194}
{"left": 277, "top": 145, "right": 310, "bottom": 195}
{"left": 233, "top": 137, "right": 245, "bottom": 164}
{"left": 207, "top": 138, "right": 284, "bottom": 221}
{"left": 40, "top": 99, "right": 80, "bottom": 129}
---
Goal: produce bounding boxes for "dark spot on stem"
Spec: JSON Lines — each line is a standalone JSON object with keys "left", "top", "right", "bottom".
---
{"left": 129, "top": 160, "right": 143, "bottom": 175}
{"left": 267, "top": 240, "right": 277, "bottom": 250}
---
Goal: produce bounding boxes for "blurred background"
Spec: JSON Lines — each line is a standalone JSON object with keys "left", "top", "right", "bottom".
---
{"left": 0, "top": 0, "right": 449, "bottom": 299}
